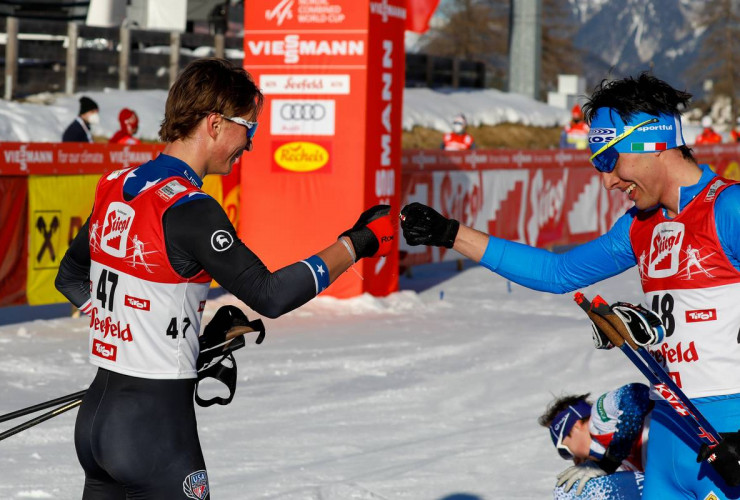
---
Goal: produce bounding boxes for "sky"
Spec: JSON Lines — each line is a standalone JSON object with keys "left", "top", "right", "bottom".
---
{"left": 0, "top": 262, "right": 644, "bottom": 499}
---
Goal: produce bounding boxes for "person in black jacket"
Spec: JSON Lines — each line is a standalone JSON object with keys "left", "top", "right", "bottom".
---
{"left": 62, "top": 96, "right": 99, "bottom": 142}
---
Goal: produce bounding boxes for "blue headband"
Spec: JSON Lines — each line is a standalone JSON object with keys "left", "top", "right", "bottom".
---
{"left": 549, "top": 399, "right": 592, "bottom": 449}
{"left": 588, "top": 108, "right": 685, "bottom": 156}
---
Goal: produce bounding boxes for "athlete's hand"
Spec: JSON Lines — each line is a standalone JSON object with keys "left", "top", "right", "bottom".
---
{"left": 698, "top": 431, "right": 740, "bottom": 487}
{"left": 400, "top": 202, "right": 459, "bottom": 248}
{"left": 340, "top": 205, "right": 395, "bottom": 260}
{"left": 556, "top": 462, "right": 606, "bottom": 496}
{"left": 611, "top": 302, "right": 665, "bottom": 347}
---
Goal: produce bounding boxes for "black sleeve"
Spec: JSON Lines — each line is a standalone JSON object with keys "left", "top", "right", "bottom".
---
{"left": 164, "top": 197, "right": 318, "bottom": 319}
{"left": 55, "top": 219, "right": 91, "bottom": 308}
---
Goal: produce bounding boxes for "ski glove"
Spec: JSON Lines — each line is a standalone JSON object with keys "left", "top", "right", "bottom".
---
{"left": 340, "top": 205, "right": 394, "bottom": 260}
{"left": 556, "top": 461, "right": 607, "bottom": 496}
{"left": 611, "top": 302, "right": 665, "bottom": 347}
{"left": 698, "top": 430, "right": 740, "bottom": 487}
{"left": 400, "top": 202, "right": 460, "bottom": 248}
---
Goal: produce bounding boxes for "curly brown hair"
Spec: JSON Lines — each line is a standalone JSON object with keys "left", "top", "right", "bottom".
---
{"left": 538, "top": 393, "right": 591, "bottom": 428}
{"left": 159, "top": 58, "right": 264, "bottom": 142}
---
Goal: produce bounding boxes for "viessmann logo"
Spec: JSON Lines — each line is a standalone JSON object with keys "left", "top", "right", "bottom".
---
{"left": 273, "top": 141, "right": 330, "bottom": 172}
{"left": 246, "top": 35, "right": 364, "bottom": 64}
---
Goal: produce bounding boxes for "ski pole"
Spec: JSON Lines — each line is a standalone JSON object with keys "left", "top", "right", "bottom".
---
{"left": 0, "top": 390, "right": 87, "bottom": 424}
{"left": 574, "top": 292, "right": 721, "bottom": 449}
{"left": 0, "top": 398, "right": 82, "bottom": 442}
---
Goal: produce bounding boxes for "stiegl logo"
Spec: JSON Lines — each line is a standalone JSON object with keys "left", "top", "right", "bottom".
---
{"left": 648, "top": 222, "right": 685, "bottom": 278}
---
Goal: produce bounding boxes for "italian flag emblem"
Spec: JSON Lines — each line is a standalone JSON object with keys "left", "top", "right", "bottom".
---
{"left": 631, "top": 142, "right": 667, "bottom": 152}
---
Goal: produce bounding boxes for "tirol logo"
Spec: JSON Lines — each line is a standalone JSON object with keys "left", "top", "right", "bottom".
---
{"left": 92, "top": 338, "right": 117, "bottom": 361}
{"left": 686, "top": 309, "right": 717, "bottom": 322}
{"left": 273, "top": 141, "right": 330, "bottom": 172}
{"left": 100, "top": 202, "right": 135, "bottom": 258}
{"left": 124, "top": 295, "right": 150, "bottom": 311}
{"left": 183, "top": 470, "right": 209, "bottom": 500}
{"left": 648, "top": 222, "right": 685, "bottom": 278}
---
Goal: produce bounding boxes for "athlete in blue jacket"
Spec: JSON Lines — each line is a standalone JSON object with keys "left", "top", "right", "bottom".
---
{"left": 401, "top": 73, "right": 740, "bottom": 499}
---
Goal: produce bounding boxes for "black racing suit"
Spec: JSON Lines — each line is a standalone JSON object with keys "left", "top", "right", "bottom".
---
{"left": 56, "top": 155, "right": 319, "bottom": 498}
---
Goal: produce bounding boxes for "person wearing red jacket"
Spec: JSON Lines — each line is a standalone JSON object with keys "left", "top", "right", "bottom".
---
{"left": 560, "top": 104, "right": 590, "bottom": 150}
{"left": 108, "top": 108, "right": 141, "bottom": 145}
{"left": 695, "top": 116, "right": 722, "bottom": 145}
{"left": 441, "top": 114, "right": 475, "bottom": 151}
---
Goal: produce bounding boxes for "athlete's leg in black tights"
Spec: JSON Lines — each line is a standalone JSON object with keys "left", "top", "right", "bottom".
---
{"left": 75, "top": 368, "right": 209, "bottom": 499}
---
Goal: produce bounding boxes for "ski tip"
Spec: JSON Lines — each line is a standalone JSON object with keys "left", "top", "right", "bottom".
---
{"left": 574, "top": 292, "right": 585, "bottom": 304}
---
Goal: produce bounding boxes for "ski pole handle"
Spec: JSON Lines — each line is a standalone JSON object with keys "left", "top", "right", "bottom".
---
{"left": 574, "top": 292, "right": 626, "bottom": 348}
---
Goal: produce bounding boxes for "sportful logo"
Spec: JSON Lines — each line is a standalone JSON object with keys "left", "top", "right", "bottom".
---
{"left": 246, "top": 35, "right": 364, "bottom": 64}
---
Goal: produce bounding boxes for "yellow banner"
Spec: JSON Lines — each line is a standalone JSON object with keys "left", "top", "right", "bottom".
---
{"left": 27, "top": 173, "right": 228, "bottom": 304}
{"left": 27, "top": 174, "right": 99, "bottom": 305}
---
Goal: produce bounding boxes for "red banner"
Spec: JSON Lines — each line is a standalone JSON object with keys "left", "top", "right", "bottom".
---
{"left": 242, "top": 0, "right": 404, "bottom": 298}
{"left": 0, "top": 177, "right": 28, "bottom": 306}
{"left": 400, "top": 145, "right": 740, "bottom": 266}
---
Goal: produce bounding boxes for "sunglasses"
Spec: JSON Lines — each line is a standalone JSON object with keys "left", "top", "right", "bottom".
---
{"left": 554, "top": 414, "right": 575, "bottom": 460}
{"left": 589, "top": 117, "right": 658, "bottom": 173}
{"left": 221, "top": 114, "right": 258, "bottom": 141}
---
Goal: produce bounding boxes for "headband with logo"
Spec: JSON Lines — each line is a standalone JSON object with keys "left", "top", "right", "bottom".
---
{"left": 588, "top": 108, "right": 685, "bottom": 156}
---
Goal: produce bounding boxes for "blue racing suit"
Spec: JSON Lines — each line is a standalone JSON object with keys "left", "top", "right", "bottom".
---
{"left": 480, "top": 165, "right": 740, "bottom": 499}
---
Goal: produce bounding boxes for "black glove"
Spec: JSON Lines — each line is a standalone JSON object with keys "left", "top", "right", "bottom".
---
{"left": 339, "top": 205, "right": 394, "bottom": 260}
{"left": 698, "top": 431, "right": 740, "bottom": 487}
{"left": 400, "top": 202, "right": 459, "bottom": 248}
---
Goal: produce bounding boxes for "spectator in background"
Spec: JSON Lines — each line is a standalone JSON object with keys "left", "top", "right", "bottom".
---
{"left": 560, "top": 104, "right": 590, "bottom": 150}
{"left": 442, "top": 114, "right": 475, "bottom": 151}
{"left": 109, "top": 108, "right": 141, "bottom": 145}
{"left": 62, "top": 96, "right": 99, "bottom": 143}
{"left": 731, "top": 117, "right": 740, "bottom": 142}
{"left": 695, "top": 116, "right": 722, "bottom": 145}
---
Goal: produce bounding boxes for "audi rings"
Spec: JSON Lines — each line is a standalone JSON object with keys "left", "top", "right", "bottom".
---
{"left": 280, "top": 103, "right": 326, "bottom": 121}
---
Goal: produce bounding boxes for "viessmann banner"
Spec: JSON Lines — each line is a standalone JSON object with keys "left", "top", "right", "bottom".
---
{"left": 242, "top": 0, "right": 404, "bottom": 298}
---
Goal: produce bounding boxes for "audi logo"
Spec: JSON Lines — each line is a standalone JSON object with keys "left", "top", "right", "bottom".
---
{"left": 280, "top": 103, "right": 326, "bottom": 121}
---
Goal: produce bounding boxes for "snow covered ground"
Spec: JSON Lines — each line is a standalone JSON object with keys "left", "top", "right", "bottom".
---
{"left": 0, "top": 262, "right": 645, "bottom": 499}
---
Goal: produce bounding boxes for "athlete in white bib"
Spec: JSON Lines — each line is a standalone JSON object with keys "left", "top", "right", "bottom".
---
{"left": 56, "top": 58, "right": 396, "bottom": 499}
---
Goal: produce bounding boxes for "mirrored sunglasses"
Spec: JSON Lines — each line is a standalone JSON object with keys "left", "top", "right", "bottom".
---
{"left": 589, "top": 117, "right": 658, "bottom": 173}
{"left": 221, "top": 114, "right": 258, "bottom": 140}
